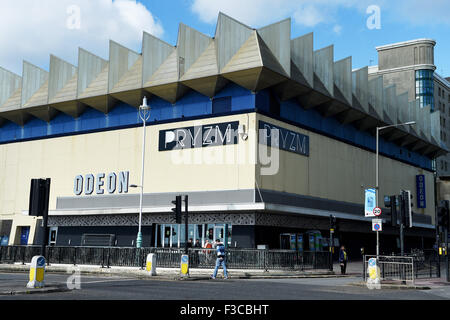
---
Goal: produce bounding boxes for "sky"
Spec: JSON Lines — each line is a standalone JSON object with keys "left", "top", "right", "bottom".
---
{"left": 0, "top": 0, "right": 449, "bottom": 77}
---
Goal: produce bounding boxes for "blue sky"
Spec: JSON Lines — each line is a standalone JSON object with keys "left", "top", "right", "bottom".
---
{"left": 0, "top": 0, "right": 449, "bottom": 77}
{"left": 141, "top": 0, "right": 450, "bottom": 75}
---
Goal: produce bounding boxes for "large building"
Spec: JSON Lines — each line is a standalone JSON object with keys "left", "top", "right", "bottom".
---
{"left": 0, "top": 14, "right": 446, "bottom": 257}
{"left": 368, "top": 38, "right": 450, "bottom": 176}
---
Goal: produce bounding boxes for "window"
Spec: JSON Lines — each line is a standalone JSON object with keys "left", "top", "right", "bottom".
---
{"left": 415, "top": 70, "right": 434, "bottom": 110}
{"left": 212, "top": 96, "right": 232, "bottom": 114}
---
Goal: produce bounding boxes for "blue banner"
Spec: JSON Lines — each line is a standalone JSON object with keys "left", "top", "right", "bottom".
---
{"left": 365, "top": 188, "right": 376, "bottom": 217}
{"left": 416, "top": 175, "right": 426, "bottom": 208}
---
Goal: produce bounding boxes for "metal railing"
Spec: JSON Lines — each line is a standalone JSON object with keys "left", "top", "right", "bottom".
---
{"left": 0, "top": 246, "right": 329, "bottom": 271}
{"left": 404, "top": 249, "right": 440, "bottom": 279}
{"left": 364, "top": 255, "right": 415, "bottom": 285}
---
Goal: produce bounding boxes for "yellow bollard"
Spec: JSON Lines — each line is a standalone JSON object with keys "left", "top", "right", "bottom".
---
{"left": 27, "top": 256, "right": 46, "bottom": 289}
{"left": 146, "top": 253, "right": 157, "bottom": 276}
{"left": 180, "top": 254, "right": 189, "bottom": 277}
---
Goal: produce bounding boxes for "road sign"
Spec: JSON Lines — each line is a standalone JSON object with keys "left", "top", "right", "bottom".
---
{"left": 373, "top": 207, "right": 382, "bottom": 217}
{"left": 365, "top": 188, "right": 376, "bottom": 217}
{"left": 372, "top": 219, "right": 382, "bottom": 232}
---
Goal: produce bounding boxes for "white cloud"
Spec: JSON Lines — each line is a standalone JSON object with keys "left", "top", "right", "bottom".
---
{"left": 0, "top": 0, "right": 164, "bottom": 75}
{"left": 190, "top": 0, "right": 372, "bottom": 28}
{"left": 333, "top": 24, "right": 343, "bottom": 35}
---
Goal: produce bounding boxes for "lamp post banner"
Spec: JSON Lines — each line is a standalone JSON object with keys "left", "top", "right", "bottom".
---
{"left": 365, "top": 188, "right": 376, "bottom": 217}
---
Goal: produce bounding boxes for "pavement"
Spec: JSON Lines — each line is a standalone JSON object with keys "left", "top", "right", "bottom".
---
{"left": 1, "top": 260, "right": 449, "bottom": 295}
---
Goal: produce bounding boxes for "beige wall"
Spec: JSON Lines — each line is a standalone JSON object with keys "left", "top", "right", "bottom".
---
{"left": 256, "top": 114, "right": 435, "bottom": 220}
{"left": 0, "top": 112, "right": 436, "bottom": 243}
{"left": 0, "top": 113, "right": 257, "bottom": 244}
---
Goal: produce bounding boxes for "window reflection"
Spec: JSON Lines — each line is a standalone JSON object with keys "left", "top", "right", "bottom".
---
{"left": 158, "top": 223, "right": 232, "bottom": 248}
{"left": 415, "top": 70, "right": 435, "bottom": 111}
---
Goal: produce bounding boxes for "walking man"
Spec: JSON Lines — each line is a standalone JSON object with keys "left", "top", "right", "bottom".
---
{"left": 211, "top": 239, "right": 228, "bottom": 279}
{"left": 339, "top": 245, "right": 348, "bottom": 275}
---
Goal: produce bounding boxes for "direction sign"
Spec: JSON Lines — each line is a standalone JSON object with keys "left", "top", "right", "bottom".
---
{"left": 372, "top": 219, "right": 382, "bottom": 232}
{"left": 373, "top": 207, "right": 382, "bottom": 217}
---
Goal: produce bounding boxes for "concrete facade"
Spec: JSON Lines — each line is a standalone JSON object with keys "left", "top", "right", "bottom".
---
{"left": 369, "top": 38, "right": 450, "bottom": 178}
{"left": 0, "top": 15, "right": 445, "bottom": 252}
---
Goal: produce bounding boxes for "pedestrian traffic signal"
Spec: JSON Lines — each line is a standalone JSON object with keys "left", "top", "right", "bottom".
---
{"left": 172, "top": 195, "right": 182, "bottom": 224}
{"left": 438, "top": 200, "right": 449, "bottom": 231}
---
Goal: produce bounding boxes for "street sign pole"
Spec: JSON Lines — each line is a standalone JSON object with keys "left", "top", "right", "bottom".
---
{"left": 184, "top": 195, "right": 189, "bottom": 255}
{"left": 329, "top": 229, "right": 334, "bottom": 272}
{"left": 446, "top": 228, "right": 449, "bottom": 282}
{"left": 373, "top": 208, "right": 382, "bottom": 259}
{"left": 399, "top": 193, "right": 405, "bottom": 256}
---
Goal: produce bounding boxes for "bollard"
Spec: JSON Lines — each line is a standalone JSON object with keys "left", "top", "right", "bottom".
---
{"left": 27, "top": 256, "right": 46, "bottom": 289}
{"left": 366, "top": 258, "right": 381, "bottom": 289}
{"left": 146, "top": 253, "right": 157, "bottom": 276}
{"left": 180, "top": 254, "right": 189, "bottom": 278}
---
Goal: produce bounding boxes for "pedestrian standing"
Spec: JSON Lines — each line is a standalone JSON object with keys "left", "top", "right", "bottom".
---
{"left": 204, "top": 239, "right": 212, "bottom": 249}
{"left": 339, "top": 246, "right": 348, "bottom": 275}
{"left": 211, "top": 239, "right": 228, "bottom": 279}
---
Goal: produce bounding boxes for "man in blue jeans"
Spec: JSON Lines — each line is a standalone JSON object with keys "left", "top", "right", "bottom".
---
{"left": 211, "top": 239, "right": 228, "bottom": 279}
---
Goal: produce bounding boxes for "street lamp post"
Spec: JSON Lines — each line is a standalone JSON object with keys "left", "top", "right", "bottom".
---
{"left": 135, "top": 97, "right": 150, "bottom": 249}
{"left": 375, "top": 121, "right": 415, "bottom": 258}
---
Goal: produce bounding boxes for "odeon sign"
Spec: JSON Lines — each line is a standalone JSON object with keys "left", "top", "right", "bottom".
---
{"left": 74, "top": 171, "right": 129, "bottom": 196}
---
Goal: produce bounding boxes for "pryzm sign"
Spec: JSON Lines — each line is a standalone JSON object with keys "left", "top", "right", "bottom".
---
{"left": 259, "top": 121, "right": 309, "bottom": 157}
{"left": 159, "top": 121, "right": 239, "bottom": 151}
{"left": 74, "top": 171, "right": 129, "bottom": 196}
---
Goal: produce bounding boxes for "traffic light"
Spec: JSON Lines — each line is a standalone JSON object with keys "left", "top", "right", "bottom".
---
{"left": 29, "top": 178, "right": 51, "bottom": 217}
{"left": 172, "top": 195, "right": 182, "bottom": 224}
{"left": 401, "top": 190, "right": 413, "bottom": 228}
{"left": 385, "top": 195, "right": 398, "bottom": 227}
{"left": 438, "top": 200, "right": 449, "bottom": 231}
{"left": 404, "top": 190, "right": 413, "bottom": 228}
{"left": 329, "top": 215, "right": 337, "bottom": 233}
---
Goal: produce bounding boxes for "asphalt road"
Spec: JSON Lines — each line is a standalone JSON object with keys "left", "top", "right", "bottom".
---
{"left": 1, "top": 272, "right": 450, "bottom": 301}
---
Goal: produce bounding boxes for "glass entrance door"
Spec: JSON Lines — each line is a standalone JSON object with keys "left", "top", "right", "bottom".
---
{"left": 49, "top": 227, "right": 58, "bottom": 246}
{"left": 20, "top": 227, "right": 30, "bottom": 245}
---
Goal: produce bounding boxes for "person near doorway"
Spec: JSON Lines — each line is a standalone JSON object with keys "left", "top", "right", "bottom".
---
{"left": 211, "top": 239, "right": 228, "bottom": 279}
{"left": 204, "top": 239, "right": 212, "bottom": 249}
{"left": 339, "top": 246, "right": 348, "bottom": 275}
{"left": 194, "top": 239, "right": 201, "bottom": 248}
{"left": 203, "top": 239, "right": 214, "bottom": 263}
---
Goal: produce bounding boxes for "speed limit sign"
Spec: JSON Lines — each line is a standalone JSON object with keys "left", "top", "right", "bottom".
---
{"left": 373, "top": 207, "right": 382, "bottom": 216}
